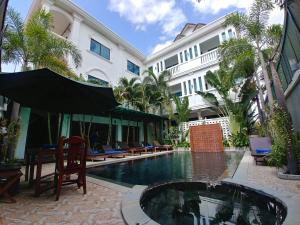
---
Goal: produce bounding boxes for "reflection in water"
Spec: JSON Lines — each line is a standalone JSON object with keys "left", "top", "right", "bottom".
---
{"left": 87, "top": 151, "right": 244, "bottom": 186}
{"left": 141, "top": 182, "right": 286, "bottom": 225}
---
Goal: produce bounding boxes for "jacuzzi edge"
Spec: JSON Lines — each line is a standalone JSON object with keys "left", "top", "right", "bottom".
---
{"left": 121, "top": 180, "right": 290, "bottom": 225}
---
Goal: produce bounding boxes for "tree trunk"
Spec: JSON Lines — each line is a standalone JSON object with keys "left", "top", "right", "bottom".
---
{"left": 254, "top": 71, "right": 266, "bottom": 119}
{"left": 257, "top": 50, "right": 274, "bottom": 110}
{"left": 270, "top": 61, "right": 287, "bottom": 109}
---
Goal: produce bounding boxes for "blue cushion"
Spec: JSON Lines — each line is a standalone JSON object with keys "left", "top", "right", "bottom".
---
{"left": 105, "top": 150, "right": 127, "bottom": 155}
{"left": 42, "top": 144, "right": 58, "bottom": 149}
{"left": 256, "top": 148, "right": 272, "bottom": 154}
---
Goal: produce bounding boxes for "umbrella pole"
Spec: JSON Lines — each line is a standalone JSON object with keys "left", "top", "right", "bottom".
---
{"left": 59, "top": 113, "right": 64, "bottom": 140}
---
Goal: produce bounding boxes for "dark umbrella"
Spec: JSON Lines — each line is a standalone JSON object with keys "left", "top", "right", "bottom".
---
{"left": 0, "top": 68, "right": 119, "bottom": 114}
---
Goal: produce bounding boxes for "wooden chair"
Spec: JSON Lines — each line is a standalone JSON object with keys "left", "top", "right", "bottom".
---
{"left": 55, "top": 136, "right": 87, "bottom": 201}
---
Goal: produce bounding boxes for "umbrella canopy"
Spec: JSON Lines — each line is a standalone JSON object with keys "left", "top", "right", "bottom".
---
{"left": 0, "top": 68, "right": 119, "bottom": 114}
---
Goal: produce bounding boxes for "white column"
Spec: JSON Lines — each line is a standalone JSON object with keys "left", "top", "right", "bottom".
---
{"left": 68, "top": 14, "right": 82, "bottom": 70}
{"left": 181, "top": 82, "right": 185, "bottom": 96}
{"left": 41, "top": 0, "right": 54, "bottom": 12}
{"left": 116, "top": 123, "right": 122, "bottom": 142}
{"left": 139, "top": 122, "right": 144, "bottom": 143}
{"left": 70, "top": 14, "right": 82, "bottom": 45}
{"left": 197, "top": 111, "right": 203, "bottom": 120}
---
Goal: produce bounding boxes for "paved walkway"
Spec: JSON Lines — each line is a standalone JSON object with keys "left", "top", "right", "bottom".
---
{"left": 229, "top": 150, "right": 300, "bottom": 225}
{"left": 0, "top": 151, "right": 172, "bottom": 225}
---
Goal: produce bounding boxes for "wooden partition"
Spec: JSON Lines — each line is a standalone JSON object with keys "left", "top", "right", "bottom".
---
{"left": 189, "top": 124, "right": 224, "bottom": 152}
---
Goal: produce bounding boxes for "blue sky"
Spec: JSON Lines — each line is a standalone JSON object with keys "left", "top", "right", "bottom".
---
{"left": 8, "top": 0, "right": 283, "bottom": 56}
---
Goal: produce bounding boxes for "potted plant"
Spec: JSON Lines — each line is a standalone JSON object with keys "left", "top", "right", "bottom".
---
{"left": 0, "top": 117, "right": 22, "bottom": 196}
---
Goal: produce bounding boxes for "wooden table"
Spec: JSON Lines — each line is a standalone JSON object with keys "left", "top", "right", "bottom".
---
{"left": 25, "top": 148, "right": 56, "bottom": 196}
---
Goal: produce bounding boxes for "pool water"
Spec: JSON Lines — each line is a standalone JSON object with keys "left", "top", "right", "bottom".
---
{"left": 87, "top": 151, "right": 244, "bottom": 186}
{"left": 141, "top": 182, "right": 287, "bottom": 225}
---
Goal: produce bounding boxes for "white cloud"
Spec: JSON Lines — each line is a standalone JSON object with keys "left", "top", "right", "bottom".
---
{"left": 151, "top": 40, "right": 173, "bottom": 54}
{"left": 268, "top": 6, "right": 284, "bottom": 25}
{"left": 108, "top": 0, "right": 186, "bottom": 36}
{"left": 186, "top": 0, "right": 284, "bottom": 25}
{"left": 186, "top": 0, "right": 253, "bottom": 15}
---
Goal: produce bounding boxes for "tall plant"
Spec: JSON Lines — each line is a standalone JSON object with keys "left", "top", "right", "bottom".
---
{"left": 224, "top": 0, "right": 276, "bottom": 110}
{"left": 2, "top": 8, "right": 82, "bottom": 146}
{"left": 143, "top": 70, "right": 171, "bottom": 115}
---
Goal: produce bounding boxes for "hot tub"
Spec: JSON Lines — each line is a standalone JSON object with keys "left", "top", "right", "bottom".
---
{"left": 140, "top": 181, "right": 287, "bottom": 225}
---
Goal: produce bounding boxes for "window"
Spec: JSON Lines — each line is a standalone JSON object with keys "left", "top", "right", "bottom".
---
{"left": 194, "top": 45, "right": 198, "bottom": 57}
{"left": 165, "top": 55, "right": 179, "bottom": 69}
{"left": 183, "top": 82, "right": 187, "bottom": 95}
{"left": 204, "top": 76, "right": 213, "bottom": 90}
{"left": 188, "top": 80, "right": 192, "bottom": 94}
{"left": 221, "top": 32, "right": 226, "bottom": 41}
{"left": 88, "top": 75, "right": 109, "bottom": 87}
{"left": 198, "top": 77, "right": 203, "bottom": 92}
{"left": 193, "top": 78, "right": 197, "bottom": 92}
{"left": 228, "top": 29, "right": 234, "bottom": 39}
{"left": 277, "top": 64, "right": 288, "bottom": 90}
{"left": 287, "top": 16, "right": 300, "bottom": 63}
{"left": 127, "top": 60, "right": 140, "bottom": 75}
{"left": 160, "top": 61, "right": 163, "bottom": 71}
{"left": 179, "top": 52, "right": 183, "bottom": 63}
{"left": 189, "top": 48, "right": 193, "bottom": 59}
{"left": 184, "top": 50, "right": 188, "bottom": 61}
{"left": 157, "top": 63, "right": 160, "bottom": 73}
{"left": 148, "top": 66, "right": 153, "bottom": 73}
{"left": 90, "top": 39, "right": 110, "bottom": 60}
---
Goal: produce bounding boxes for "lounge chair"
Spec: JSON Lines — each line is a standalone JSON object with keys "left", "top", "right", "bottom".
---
{"left": 102, "top": 145, "right": 128, "bottom": 158}
{"left": 153, "top": 140, "right": 173, "bottom": 151}
{"left": 86, "top": 148, "right": 107, "bottom": 161}
{"left": 133, "top": 142, "right": 153, "bottom": 153}
{"left": 249, "top": 135, "right": 272, "bottom": 165}
{"left": 119, "top": 142, "right": 144, "bottom": 155}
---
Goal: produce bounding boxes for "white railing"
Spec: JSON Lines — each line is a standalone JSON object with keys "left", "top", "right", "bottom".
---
{"left": 167, "top": 48, "right": 219, "bottom": 77}
{"left": 181, "top": 117, "right": 230, "bottom": 139}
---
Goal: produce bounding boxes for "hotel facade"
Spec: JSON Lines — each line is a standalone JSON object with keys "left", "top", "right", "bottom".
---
{"left": 12, "top": 0, "right": 236, "bottom": 158}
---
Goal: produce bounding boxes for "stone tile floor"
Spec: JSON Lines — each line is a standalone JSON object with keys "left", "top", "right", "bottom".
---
{"left": 1, "top": 150, "right": 300, "bottom": 225}
{"left": 0, "top": 152, "right": 172, "bottom": 225}
{"left": 0, "top": 182, "right": 125, "bottom": 225}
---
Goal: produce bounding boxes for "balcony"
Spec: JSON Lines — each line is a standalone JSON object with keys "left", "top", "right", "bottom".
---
{"left": 167, "top": 48, "right": 219, "bottom": 78}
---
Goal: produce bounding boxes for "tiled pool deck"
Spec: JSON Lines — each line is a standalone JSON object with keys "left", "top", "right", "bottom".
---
{"left": 1, "top": 150, "right": 300, "bottom": 225}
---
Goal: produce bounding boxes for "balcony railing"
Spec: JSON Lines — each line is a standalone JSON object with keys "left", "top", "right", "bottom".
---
{"left": 167, "top": 48, "right": 219, "bottom": 77}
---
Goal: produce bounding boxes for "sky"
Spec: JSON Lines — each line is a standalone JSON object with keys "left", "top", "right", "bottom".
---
{"left": 6, "top": 0, "right": 284, "bottom": 58}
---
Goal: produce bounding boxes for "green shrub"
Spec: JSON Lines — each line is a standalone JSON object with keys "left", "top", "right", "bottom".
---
{"left": 176, "top": 141, "right": 190, "bottom": 148}
{"left": 267, "top": 143, "right": 286, "bottom": 167}
{"left": 223, "top": 139, "right": 230, "bottom": 147}
{"left": 268, "top": 104, "right": 294, "bottom": 169}
{"left": 229, "top": 130, "right": 249, "bottom": 147}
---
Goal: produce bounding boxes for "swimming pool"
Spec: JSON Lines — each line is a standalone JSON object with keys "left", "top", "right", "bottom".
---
{"left": 87, "top": 151, "right": 244, "bottom": 186}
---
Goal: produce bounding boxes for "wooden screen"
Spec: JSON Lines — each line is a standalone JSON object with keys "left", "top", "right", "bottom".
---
{"left": 189, "top": 124, "right": 224, "bottom": 152}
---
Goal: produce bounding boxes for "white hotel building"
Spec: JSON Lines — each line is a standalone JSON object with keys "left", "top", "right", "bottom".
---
{"left": 8, "top": 0, "right": 234, "bottom": 159}
{"left": 28, "top": 0, "right": 236, "bottom": 121}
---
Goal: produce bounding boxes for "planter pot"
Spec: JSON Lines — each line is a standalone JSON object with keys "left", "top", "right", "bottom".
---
{"left": 175, "top": 147, "right": 191, "bottom": 151}
{"left": 277, "top": 167, "right": 300, "bottom": 180}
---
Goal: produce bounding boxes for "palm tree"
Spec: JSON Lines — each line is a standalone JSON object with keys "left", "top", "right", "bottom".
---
{"left": 220, "top": 37, "right": 266, "bottom": 123}
{"left": 173, "top": 96, "right": 191, "bottom": 124}
{"left": 224, "top": 0, "right": 276, "bottom": 110}
{"left": 115, "top": 76, "right": 141, "bottom": 109}
{"left": 143, "top": 70, "right": 171, "bottom": 115}
{"left": 134, "top": 76, "right": 153, "bottom": 113}
{"left": 2, "top": 8, "right": 81, "bottom": 118}
{"left": 2, "top": 8, "right": 82, "bottom": 144}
